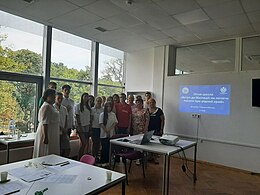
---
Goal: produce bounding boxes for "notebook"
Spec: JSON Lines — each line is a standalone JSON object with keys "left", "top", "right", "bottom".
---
{"left": 130, "top": 130, "right": 154, "bottom": 145}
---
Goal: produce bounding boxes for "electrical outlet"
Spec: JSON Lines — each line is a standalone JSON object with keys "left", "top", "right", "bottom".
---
{"left": 191, "top": 113, "right": 201, "bottom": 118}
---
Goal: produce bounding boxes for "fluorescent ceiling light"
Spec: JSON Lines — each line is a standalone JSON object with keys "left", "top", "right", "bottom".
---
{"left": 211, "top": 59, "right": 231, "bottom": 64}
{"left": 173, "top": 9, "right": 209, "bottom": 25}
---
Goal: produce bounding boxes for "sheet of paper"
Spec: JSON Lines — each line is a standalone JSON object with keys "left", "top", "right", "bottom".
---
{"left": 9, "top": 167, "right": 53, "bottom": 182}
{"left": 40, "top": 174, "right": 77, "bottom": 184}
{"left": 0, "top": 181, "right": 27, "bottom": 195}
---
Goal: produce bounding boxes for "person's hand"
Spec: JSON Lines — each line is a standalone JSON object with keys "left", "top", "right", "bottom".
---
{"left": 44, "top": 136, "right": 48, "bottom": 144}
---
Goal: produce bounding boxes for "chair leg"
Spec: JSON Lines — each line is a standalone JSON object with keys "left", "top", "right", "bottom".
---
{"left": 113, "top": 155, "right": 116, "bottom": 170}
{"left": 128, "top": 160, "right": 132, "bottom": 173}
{"left": 123, "top": 157, "right": 128, "bottom": 185}
{"left": 142, "top": 158, "right": 145, "bottom": 178}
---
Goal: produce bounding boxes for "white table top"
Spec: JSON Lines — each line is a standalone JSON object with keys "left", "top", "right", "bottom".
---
{"left": 0, "top": 155, "right": 125, "bottom": 195}
{"left": 110, "top": 135, "right": 197, "bottom": 155}
{"left": 0, "top": 133, "right": 35, "bottom": 145}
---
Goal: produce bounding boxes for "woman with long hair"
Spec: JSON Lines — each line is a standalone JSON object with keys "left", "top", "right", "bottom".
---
{"left": 99, "top": 102, "right": 118, "bottom": 164}
{"left": 33, "top": 88, "right": 60, "bottom": 157}
{"left": 75, "top": 92, "right": 92, "bottom": 159}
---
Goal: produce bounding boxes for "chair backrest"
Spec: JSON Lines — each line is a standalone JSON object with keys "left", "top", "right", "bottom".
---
{"left": 80, "top": 154, "right": 95, "bottom": 165}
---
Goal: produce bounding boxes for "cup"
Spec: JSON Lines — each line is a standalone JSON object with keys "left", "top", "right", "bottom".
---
{"left": 106, "top": 171, "right": 112, "bottom": 181}
{"left": 1, "top": 171, "right": 8, "bottom": 181}
{"left": 17, "top": 130, "right": 21, "bottom": 140}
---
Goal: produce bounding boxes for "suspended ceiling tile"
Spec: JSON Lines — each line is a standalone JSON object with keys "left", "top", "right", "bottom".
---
{"left": 88, "top": 19, "right": 120, "bottom": 31}
{"left": 20, "top": 0, "right": 78, "bottom": 21}
{"left": 214, "top": 14, "right": 250, "bottom": 28}
{"left": 196, "top": 0, "right": 233, "bottom": 7}
{"left": 66, "top": 0, "right": 97, "bottom": 7}
{"left": 110, "top": 0, "right": 152, "bottom": 11}
{"left": 240, "top": 0, "right": 260, "bottom": 12}
{"left": 153, "top": 38, "right": 178, "bottom": 46}
{"left": 74, "top": 25, "right": 100, "bottom": 37}
{"left": 127, "top": 23, "right": 159, "bottom": 35}
{"left": 107, "top": 13, "right": 143, "bottom": 28}
{"left": 252, "top": 22, "right": 260, "bottom": 31}
{"left": 248, "top": 10, "right": 260, "bottom": 23}
{"left": 163, "top": 26, "right": 194, "bottom": 38}
{"left": 130, "top": 3, "right": 167, "bottom": 21}
{"left": 142, "top": 31, "right": 170, "bottom": 41}
{"left": 92, "top": 29, "right": 135, "bottom": 42}
{"left": 195, "top": 29, "right": 227, "bottom": 40}
{"left": 173, "top": 8, "right": 209, "bottom": 25}
{"left": 146, "top": 15, "right": 181, "bottom": 30}
{"left": 224, "top": 25, "right": 255, "bottom": 36}
{"left": 174, "top": 35, "right": 201, "bottom": 44}
{"left": 83, "top": 0, "right": 123, "bottom": 18}
{"left": 49, "top": 8, "right": 101, "bottom": 29}
{"left": 0, "top": 0, "right": 30, "bottom": 11}
{"left": 186, "top": 20, "right": 220, "bottom": 33}
{"left": 203, "top": 0, "right": 244, "bottom": 19}
{"left": 154, "top": 0, "right": 200, "bottom": 15}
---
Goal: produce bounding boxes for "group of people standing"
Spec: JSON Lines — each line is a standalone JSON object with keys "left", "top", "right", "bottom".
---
{"left": 33, "top": 82, "right": 165, "bottom": 165}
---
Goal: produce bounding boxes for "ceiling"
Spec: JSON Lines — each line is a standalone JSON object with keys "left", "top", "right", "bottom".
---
{"left": 0, "top": 0, "right": 260, "bottom": 52}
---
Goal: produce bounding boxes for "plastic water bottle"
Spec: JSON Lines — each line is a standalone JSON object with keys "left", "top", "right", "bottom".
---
{"left": 9, "top": 119, "right": 16, "bottom": 137}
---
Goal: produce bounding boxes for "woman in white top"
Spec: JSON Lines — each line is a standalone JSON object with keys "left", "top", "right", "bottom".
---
{"left": 99, "top": 102, "right": 118, "bottom": 164}
{"left": 91, "top": 97, "right": 104, "bottom": 160}
{"left": 75, "top": 93, "right": 92, "bottom": 160}
{"left": 33, "top": 89, "right": 60, "bottom": 158}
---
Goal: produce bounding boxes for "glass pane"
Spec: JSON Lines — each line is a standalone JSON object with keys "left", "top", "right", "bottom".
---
{"left": 51, "top": 29, "right": 92, "bottom": 81}
{"left": 51, "top": 80, "right": 91, "bottom": 104}
{"left": 98, "top": 85, "right": 124, "bottom": 97}
{"left": 175, "top": 40, "right": 235, "bottom": 75}
{"left": 0, "top": 10, "right": 44, "bottom": 75}
{"left": 98, "top": 44, "right": 125, "bottom": 87}
{"left": 242, "top": 36, "right": 260, "bottom": 71}
{"left": 0, "top": 80, "right": 36, "bottom": 134}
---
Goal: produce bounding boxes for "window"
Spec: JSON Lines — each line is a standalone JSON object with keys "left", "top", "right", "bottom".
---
{"left": 0, "top": 10, "right": 44, "bottom": 75}
{"left": 98, "top": 44, "right": 124, "bottom": 86}
{"left": 51, "top": 80, "right": 91, "bottom": 104}
{"left": 98, "top": 44, "right": 125, "bottom": 96}
{"left": 98, "top": 85, "right": 124, "bottom": 97}
{"left": 51, "top": 28, "right": 92, "bottom": 81}
{"left": 0, "top": 10, "right": 43, "bottom": 134}
{"left": 242, "top": 36, "right": 260, "bottom": 71}
{"left": 175, "top": 40, "right": 236, "bottom": 75}
{"left": 0, "top": 80, "right": 37, "bottom": 134}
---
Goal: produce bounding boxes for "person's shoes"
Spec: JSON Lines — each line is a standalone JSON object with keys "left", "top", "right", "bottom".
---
{"left": 115, "top": 156, "right": 120, "bottom": 162}
{"left": 154, "top": 158, "right": 159, "bottom": 164}
{"left": 101, "top": 163, "right": 109, "bottom": 167}
{"left": 135, "top": 159, "right": 140, "bottom": 165}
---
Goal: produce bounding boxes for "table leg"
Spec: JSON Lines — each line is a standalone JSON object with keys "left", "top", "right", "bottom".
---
{"left": 121, "top": 180, "right": 125, "bottom": 195}
{"left": 109, "top": 142, "right": 112, "bottom": 168}
{"left": 193, "top": 143, "right": 197, "bottom": 183}
{"left": 166, "top": 155, "right": 170, "bottom": 195}
{"left": 162, "top": 154, "right": 169, "bottom": 195}
{"left": 6, "top": 143, "right": 9, "bottom": 163}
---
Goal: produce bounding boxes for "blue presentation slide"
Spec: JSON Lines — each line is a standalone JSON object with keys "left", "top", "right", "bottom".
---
{"left": 180, "top": 84, "right": 231, "bottom": 115}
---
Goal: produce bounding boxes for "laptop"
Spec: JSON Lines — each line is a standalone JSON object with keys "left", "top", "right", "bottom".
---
{"left": 130, "top": 130, "right": 154, "bottom": 145}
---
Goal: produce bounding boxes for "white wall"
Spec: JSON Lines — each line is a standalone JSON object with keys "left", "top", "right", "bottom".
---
{"left": 126, "top": 46, "right": 260, "bottom": 173}
{"left": 164, "top": 71, "right": 260, "bottom": 172}
{"left": 125, "top": 48, "right": 154, "bottom": 92}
